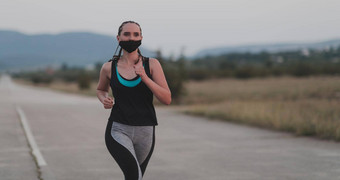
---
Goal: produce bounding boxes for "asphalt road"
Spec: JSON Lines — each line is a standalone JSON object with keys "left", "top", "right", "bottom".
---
{"left": 1, "top": 74, "right": 340, "bottom": 180}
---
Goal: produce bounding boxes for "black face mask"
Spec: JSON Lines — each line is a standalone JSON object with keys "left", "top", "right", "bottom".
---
{"left": 119, "top": 40, "right": 142, "bottom": 53}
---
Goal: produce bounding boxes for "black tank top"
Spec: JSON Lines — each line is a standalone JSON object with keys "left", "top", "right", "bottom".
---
{"left": 108, "top": 57, "right": 158, "bottom": 126}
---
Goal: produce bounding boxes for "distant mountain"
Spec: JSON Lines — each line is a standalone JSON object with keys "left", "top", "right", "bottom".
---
{"left": 2, "top": 29, "right": 340, "bottom": 72}
{"left": 193, "top": 39, "right": 340, "bottom": 58}
{"left": 0, "top": 30, "right": 156, "bottom": 71}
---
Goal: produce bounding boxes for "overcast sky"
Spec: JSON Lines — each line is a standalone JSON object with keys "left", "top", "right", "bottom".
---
{"left": 1, "top": 0, "right": 340, "bottom": 57}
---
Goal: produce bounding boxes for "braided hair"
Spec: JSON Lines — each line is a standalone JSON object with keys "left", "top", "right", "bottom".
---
{"left": 109, "top": 21, "right": 145, "bottom": 63}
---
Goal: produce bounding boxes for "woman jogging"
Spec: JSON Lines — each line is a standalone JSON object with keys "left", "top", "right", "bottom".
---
{"left": 96, "top": 21, "right": 171, "bottom": 180}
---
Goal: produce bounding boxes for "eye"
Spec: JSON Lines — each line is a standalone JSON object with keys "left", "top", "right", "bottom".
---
{"left": 123, "top": 32, "right": 130, "bottom": 36}
{"left": 134, "top": 32, "right": 139, "bottom": 37}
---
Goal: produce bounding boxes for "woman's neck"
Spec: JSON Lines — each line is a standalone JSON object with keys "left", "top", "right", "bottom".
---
{"left": 120, "top": 51, "right": 139, "bottom": 66}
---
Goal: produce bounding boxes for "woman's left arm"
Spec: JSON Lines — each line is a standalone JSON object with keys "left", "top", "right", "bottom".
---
{"left": 134, "top": 58, "right": 171, "bottom": 105}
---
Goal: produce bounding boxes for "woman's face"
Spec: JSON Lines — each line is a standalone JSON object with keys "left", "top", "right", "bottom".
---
{"left": 117, "top": 23, "right": 143, "bottom": 42}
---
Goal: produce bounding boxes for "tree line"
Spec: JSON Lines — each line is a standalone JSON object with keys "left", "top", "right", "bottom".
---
{"left": 186, "top": 46, "right": 340, "bottom": 80}
{"left": 11, "top": 45, "right": 340, "bottom": 102}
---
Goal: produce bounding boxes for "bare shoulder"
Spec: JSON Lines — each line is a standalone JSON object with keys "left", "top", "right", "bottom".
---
{"left": 149, "top": 57, "right": 162, "bottom": 68}
{"left": 101, "top": 61, "right": 112, "bottom": 79}
{"left": 149, "top": 58, "right": 163, "bottom": 76}
{"left": 103, "top": 61, "right": 112, "bottom": 70}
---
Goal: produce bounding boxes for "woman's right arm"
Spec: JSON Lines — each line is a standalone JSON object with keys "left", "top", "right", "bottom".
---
{"left": 96, "top": 62, "right": 114, "bottom": 109}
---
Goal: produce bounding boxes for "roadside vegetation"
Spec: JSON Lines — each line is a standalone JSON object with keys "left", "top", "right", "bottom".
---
{"left": 180, "top": 76, "right": 340, "bottom": 142}
{"left": 10, "top": 46, "right": 340, "bottom": 141}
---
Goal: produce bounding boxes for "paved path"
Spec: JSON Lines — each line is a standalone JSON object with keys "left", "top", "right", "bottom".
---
{"left": 1, "top": 74, "right": 340, "bottom": 180}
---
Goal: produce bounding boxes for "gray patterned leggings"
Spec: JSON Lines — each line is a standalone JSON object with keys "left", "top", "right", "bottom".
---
{"left": 105, "top": 120, "right": 155, "bottom": 180}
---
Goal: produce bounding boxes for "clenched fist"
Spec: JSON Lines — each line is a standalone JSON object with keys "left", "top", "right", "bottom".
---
{"left": 103, "top": 96, "right": 114, "bottom": 109}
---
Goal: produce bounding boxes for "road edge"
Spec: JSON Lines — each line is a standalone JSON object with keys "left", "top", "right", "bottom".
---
{"left": 16, "top": 105, "right": 55, "bottom": 180}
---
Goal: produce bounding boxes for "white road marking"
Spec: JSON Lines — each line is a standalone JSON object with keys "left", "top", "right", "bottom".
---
{"left": 16, "top": 106, "right": 47, "bottom": 167}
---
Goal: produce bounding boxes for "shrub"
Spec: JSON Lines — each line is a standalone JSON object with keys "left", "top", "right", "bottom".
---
{"left": 77, "top": 71, "right": 91, "bottom": 89}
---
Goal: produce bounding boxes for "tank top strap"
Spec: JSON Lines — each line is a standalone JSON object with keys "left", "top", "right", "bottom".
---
{"left": 110, "top": 59, "right": 117, "bottom": 85}
{"left": 112, "top": 59, "right": 115, "bottom": 77}
{"left": 143, "top": 57, "right": 152, "bottom": 79}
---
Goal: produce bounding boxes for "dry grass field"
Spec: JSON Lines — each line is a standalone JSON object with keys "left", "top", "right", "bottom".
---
{"left": 180, "top": 75, "right": 340, "bottom": 141}
{"left": 181, "top": 75, "right": 340, "bottom": 104}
